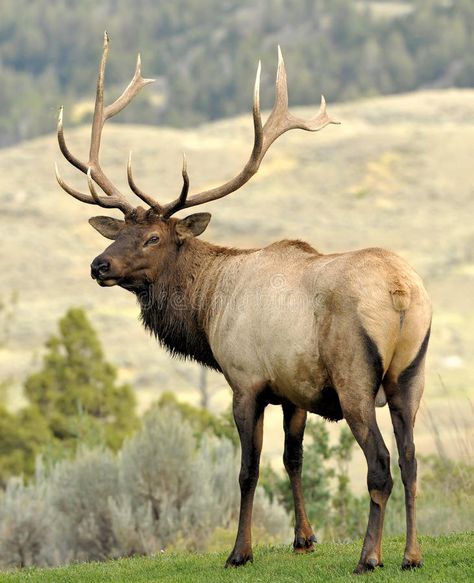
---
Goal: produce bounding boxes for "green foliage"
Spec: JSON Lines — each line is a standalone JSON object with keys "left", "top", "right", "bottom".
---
{"left": 0, "top": 407, "right": 289, "bottom": 568}
{"left": 0, "top": 307, "right": 138, "bottom": 486}
{"left": 266, "top": 419, "right": 367, "bottom": 541}
{"left": 0, "top": 293, "right": 52, "bottom": 487}
{"left": 24, "top": 307, "right": 137, "bottom": 452}
{"left": 277, "top": 420, "right": 334, "bottom": 526}
{"left": 153, "top": 392, "right": 237, "bottom": 446}
{"left": 417, "top": 455, "right": 474, "bottom": 535}
{"left": 0, "top": 292, "right": 18, "bottom": 403}
{"left": 265, "top": 415, "right": 474, "bottom": 543}
{"left": 327, "top": 426, "right": 366, "bottom": 541}
{"left": 0, "top": 0, "right": 473, "bottom": 146}
{"left": 0, "top": 405, "right": 50, "bottom": 489}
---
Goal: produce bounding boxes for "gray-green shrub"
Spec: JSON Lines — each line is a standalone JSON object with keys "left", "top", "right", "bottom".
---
{"left": 0, "top": 406, "right": 289, "bottom": 568}
{"left": 0, "top": 472, "right": 57, "bottom": 568}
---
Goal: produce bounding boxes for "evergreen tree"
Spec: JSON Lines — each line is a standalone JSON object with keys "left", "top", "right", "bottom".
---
{"left": 24, "top": 307, "right": 137, "bottom": 452}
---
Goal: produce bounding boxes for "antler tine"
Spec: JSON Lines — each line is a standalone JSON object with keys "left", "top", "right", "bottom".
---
{"left": 252, "top": 60, "right": 264, "bottom": 156}
{"left": 178, "top": 153, "right": 190, "bottom": 206}
{"left": 262, "top": 46, "right": 339, "bottom": 150}
{"left": 57, "top": 107, "right": 88, "bottom": 173}
{"left": 105, "top": 53, "right": 156, "bottom": 121}
{"left": 87, "top": 168, "right": 134, "bottom": 214}
{"left": 55, "top": 163, "right": 96, "bottom": 204}
{"left": 160, "top": 47, "right": 339, "bottom": 217}
{"left": 88, "top": 30, "right": 109, "bottom": 164}
{"left": 55, "top": 163, "right": 133, "bottom": 214}
{"left": 162, "top": 153, "right": 190, "bottom": 218}
{"left": 127, "top": 151, "right": 163, "bottom": 211}
{"left": 87, "top": 167, "right": 108, "bottom": 206}
{"left": 273, "top": 48, "right": 339, "bottom": 131}
{"left": 274, "top": 46, "right": 289, "bottom": 112}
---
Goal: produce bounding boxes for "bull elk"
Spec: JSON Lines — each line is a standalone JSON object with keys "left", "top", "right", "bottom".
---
{"left": 56, "top": 33, "right": 432, "bottom": 573}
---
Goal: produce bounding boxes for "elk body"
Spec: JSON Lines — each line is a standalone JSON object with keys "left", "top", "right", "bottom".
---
{"left": 56, "top": 34, "right": 432, "bottom": 573}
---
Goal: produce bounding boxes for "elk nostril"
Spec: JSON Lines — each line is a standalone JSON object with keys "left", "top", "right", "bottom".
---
{"left": 91, "top": 258, "right": 111, "bottom": 278}
{"left": 98, "top": 261, "right": 110, "bottom": 275}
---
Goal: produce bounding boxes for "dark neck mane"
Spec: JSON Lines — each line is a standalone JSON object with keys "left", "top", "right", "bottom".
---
{"left": 137, "top": 239, "right": 252, "bottom": 370}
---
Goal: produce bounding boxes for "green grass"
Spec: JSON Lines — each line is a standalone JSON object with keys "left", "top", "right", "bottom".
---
{"left": 1, "top": 533, "right": 472, "bottom": 583}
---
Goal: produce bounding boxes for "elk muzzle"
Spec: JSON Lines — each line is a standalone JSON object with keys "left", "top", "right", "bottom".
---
{"left": 91, "top": 255, "right": 119, "bottom": 286}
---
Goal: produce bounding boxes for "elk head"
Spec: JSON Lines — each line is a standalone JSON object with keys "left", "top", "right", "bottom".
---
{"left": 56, "top": 32, "right": 338, "bottom": 291}
{"left": 88, "top": 209, "right": 211, "bottom": 290}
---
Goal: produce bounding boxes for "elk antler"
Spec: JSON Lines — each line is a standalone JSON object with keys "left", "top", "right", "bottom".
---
{"left": 55, "top": 31, "right": 155, "bottom": 214}
{"left": 57, "top": 36, "right": 338, "bottom": 217}
{"left": 152, "top": 46, "right": 339, "bottom": 217}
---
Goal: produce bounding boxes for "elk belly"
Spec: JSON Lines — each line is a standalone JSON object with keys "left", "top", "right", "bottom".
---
{"left": 264, "top": 342, "right": 341, "bottom": 421}
{"left": 308, "top": 385, "right": 343, "bottom": 421}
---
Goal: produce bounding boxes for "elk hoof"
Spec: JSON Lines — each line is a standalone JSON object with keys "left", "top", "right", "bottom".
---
{"left": 402, "top": 557, "right": 423, "bottom": 570}
{"left": 225, "top": 549, "right": 253, "bottom": 568}
{"left": 353, "top": 558, "right": 382, "bottom": 574}
{"left": 293, "top": 533, "right": 317, "bottom": 553}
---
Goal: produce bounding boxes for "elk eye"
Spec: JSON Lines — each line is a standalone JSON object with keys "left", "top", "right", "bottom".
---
{"left": 145, "top": 235, "right": 159, "bottom": 246}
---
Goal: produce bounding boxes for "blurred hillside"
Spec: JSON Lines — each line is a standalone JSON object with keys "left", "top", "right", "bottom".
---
{"left": 0, "top": 87, "right": 473, "bottom": 473}
{"left": 1, "top": 0, "right": 473, "bottom": 146}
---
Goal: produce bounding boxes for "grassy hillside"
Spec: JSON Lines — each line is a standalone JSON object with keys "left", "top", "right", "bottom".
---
{"left": 0, "top": 89, "right": 473, "bottom": 475}
{"left": 1, "top": 534, "right": 472, "bottom": 583}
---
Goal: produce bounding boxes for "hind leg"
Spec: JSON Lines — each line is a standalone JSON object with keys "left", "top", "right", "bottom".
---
{"left": 385, "top": 328, "right": 429, "bottom": 569}
{"left": 341, "top": 395, "right": 393, "bottom": 573}
{"left": 282, "top": 401, "right": 316, "bottom": 553}
{"left": 389, "top": 401, "right": 422, "bottom": 569}
{"left": 386, "top": 374, "right": 425, "bottom": 568}
{"left": 325, "top": 327, "right": 392, "bottom": 572}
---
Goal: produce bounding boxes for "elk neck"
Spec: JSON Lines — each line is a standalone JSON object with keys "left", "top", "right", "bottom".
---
{"left": 137, "top": 237, "right": 256, "bottom": 370}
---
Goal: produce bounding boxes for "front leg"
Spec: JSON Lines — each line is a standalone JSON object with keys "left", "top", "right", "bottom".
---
{"left": 282, "top": 402, "right": 317, "bottom": 553}
{"left": 226, "top": 389, "right": 266, "bottom": 567}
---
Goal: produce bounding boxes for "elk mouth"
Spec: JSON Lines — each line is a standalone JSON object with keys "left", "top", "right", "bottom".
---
{"left": 91, "top": 270, "right": 121, "bottom": 287}
{"left": 96, "top": 278, "right": 120, "bottom": 287}
{"left": 91, "top": 272, "right": 139, "bottom": 291}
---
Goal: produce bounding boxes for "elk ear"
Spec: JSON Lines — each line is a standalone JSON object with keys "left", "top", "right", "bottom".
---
{"left": 175, "top": 213, "right": 211, "bottom": 242}
{"left": 89, "top": 216, "right": 124, "bottom": 240}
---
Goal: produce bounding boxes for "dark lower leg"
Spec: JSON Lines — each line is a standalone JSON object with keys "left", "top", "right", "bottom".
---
{"left": 226, "top": 394, "right": 265, "bottom": 567}
{"left": 282, "top": 403, "right": 316, "bottom": 552}
{"left": 390, "top": 407, "right": 422, "bottom": 568}
{"left": 345, "top": 418, "right": 393, "bottom": 574}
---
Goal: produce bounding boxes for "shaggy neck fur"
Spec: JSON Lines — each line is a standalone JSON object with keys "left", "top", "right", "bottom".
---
{"left": 137, "top": 238, "right": 254, "bottom": 370}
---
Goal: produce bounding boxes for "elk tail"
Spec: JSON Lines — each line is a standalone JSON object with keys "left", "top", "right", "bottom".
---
{"left": 390, "top": 280, "right": 411, "bottom": 312}
{"left": 376, "top": 279, "right": 413, "bottom": 409}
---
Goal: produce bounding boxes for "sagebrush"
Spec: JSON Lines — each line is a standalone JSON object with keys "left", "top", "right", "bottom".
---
{"left": 0, "top": 406, "right": 289, "bottom": 569}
